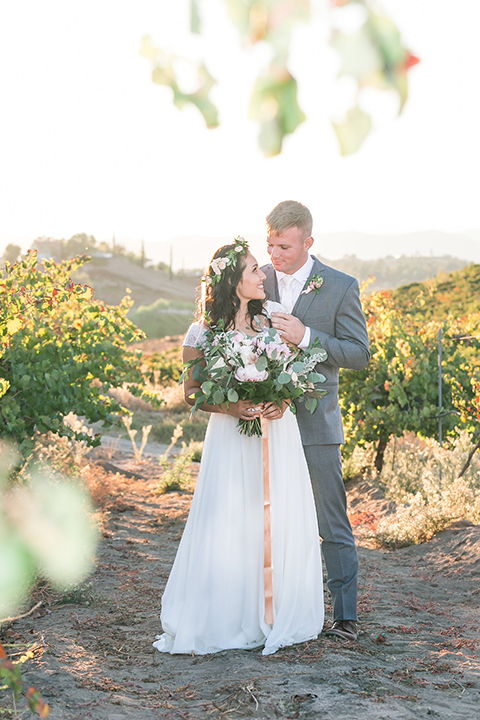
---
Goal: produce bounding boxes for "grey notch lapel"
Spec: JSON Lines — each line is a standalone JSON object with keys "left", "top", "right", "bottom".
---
{"left": 263, "top": 265, "right": 280, "bottom": 303}
{"left": 291, "top": 256, "right": 327, "bottom": 321}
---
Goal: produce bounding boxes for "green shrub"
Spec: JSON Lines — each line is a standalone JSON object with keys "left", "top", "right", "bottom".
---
{"left": 129, "top": 298, "right": 194, "bottom": 339}
{"left": 158, "top": 452, "right": 195, "bottom": 494}
{"left": 374, "top": 432, "right": 480, "bottom": 547}
{"left": 181, "top": 440, "right": 203, "bottom": 462}
{"left": 149, "top": 419, "right": 208, "bottom": 444}
{"left": 0, "top": 251, "right": 160, "bottom": 458}
{"left": 144, "top": 347, "right": 183, "bottom": 386}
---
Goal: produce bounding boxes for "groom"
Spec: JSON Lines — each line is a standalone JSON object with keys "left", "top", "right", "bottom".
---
{"left": 262, "top": 200, "right": 370, "bottom": 641}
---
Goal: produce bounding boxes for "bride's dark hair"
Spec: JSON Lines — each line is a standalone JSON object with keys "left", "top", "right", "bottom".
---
{"left": 196, "top": 243, "right": 267, "bottom": 331}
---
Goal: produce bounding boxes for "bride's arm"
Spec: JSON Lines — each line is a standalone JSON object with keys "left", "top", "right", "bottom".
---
{"left": 182, "top": 346, "right": 261, "bottom": 420}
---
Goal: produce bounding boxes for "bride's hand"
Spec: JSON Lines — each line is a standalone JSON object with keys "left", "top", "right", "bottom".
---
{"left": 221, "top": 399, "right": 262, "bottom": 420}
{"left": 261, "top": 401, "right": 288, "bottom": 420}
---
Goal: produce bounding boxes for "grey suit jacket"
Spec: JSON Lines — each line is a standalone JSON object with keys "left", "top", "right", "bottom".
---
{"left": 262, "top": 256, "right": 370, "bottom": 445}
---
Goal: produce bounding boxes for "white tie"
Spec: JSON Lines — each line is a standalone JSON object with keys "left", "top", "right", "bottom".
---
{"left": 281, "top": 275, "right": 296, "bottom": 313}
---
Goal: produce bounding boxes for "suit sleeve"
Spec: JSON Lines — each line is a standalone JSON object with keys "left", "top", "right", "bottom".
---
{"left": 308, "top": 278, "right": 370, "bottom": 370}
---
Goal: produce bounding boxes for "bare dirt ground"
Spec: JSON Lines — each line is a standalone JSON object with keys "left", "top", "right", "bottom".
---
{"left": 2, "top": 447, "right": 479, "bottom": 720}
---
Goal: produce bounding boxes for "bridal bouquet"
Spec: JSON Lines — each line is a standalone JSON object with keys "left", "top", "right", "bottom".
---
{"left": 182, "top": 325, "right": 328, "bottom": 436}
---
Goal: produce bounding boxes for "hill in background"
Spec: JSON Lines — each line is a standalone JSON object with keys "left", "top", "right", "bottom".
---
{"left": 318, "top": 254, "right": 471, "bottom": 292}
{"left": 78, "top": 255, "right": 478, "bottom": 339}
{"left": 392, "top": 263, "right": 480, "bottom": 321}
{"left": 75, "top": 256, "right": 199, "bottom": 340}
{"left": 80, "top": 255, "right": 198, "bottom": 307}
{"left": 5, "top": 233, "right": 477, "bottom": 339}
{"left": 79, "top": 251, "right": 473, "bottom": 310}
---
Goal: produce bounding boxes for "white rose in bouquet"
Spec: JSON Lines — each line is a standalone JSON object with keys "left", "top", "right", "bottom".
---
{"left": 211, "top": 358, "right": 226, "bottom": 370}
{"left": 238, "top": 342, "right": 258, "bottom": 365}
{"left": 235, "top": 365, "right": 268, "bottom": 382}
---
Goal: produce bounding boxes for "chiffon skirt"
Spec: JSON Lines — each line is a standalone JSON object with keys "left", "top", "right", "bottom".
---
{"left": 153, "top": 410, "right": 324, "bottom": 656}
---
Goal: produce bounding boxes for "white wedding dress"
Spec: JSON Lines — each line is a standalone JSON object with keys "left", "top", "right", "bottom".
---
{"left": 153, "top": 302, "right": 324, "bottom": 656}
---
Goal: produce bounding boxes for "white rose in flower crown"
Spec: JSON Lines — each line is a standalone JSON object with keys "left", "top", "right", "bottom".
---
{"left": 235, "top": 365, "right": 268, "bottom": 382}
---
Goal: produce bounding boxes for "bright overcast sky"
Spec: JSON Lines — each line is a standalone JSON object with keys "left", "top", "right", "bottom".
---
{"left": 0, "top": 0, "right": 479, "bottom": 250}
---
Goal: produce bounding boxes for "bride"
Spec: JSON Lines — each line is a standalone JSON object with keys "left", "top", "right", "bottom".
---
{"left": 153, "top": 239, "right": 324, "bottom": 656}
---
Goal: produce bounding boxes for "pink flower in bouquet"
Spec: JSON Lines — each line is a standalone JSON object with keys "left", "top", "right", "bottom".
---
{"left": 235, "top": 365, "right": 268, "bottom": 382}
{"left": 266, "top": 342, "right": 291, "bottom": 361}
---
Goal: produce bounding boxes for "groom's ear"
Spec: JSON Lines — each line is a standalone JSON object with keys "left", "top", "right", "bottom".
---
{"left": 304, "top": 236, "right": 314, "bottom": 251}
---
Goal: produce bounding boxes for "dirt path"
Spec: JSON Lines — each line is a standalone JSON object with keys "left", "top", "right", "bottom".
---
{"left": 2, "top": 452, "right": 479, "bottom": 720}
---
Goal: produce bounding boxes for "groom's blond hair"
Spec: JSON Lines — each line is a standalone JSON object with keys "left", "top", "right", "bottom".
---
{"left": 266, "top": 200, "right": 313, "bottom": 238}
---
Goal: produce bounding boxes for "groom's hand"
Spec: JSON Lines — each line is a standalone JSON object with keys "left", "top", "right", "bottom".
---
{"left": 270, "top": 312, "right": 306, "bottom": 346}
{"left": 262, "top": 401, "right": 288, "bottom": 420}
{"left": 221, "top": 399, "right": 262, "bottom": 420}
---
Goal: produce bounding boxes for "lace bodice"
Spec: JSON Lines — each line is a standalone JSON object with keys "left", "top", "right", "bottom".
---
{"left": 183, "top": 322, "right": 209, "bottom": 349}
{"left": 182, "top": 300, "right": 286, "bottom": 348}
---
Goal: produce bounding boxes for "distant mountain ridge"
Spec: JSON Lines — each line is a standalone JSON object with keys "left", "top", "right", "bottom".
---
{"left": 3, "top": 230, "right": 480, "bottom": 270}
{"left": 146, "top": 230, "right": 480, "bottom": 271}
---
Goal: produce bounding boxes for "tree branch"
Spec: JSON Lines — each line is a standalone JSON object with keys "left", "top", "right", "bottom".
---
{"left": 458, "top": 435, "right": 480, "bottom": 478}
{"left": 0, "top": 601, "right": 42, "bottom": 626}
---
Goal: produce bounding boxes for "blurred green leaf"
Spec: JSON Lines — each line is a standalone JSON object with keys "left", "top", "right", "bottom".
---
{"left": 223, "top": 0, "right": 309, "bottom": 47}
{"left": 367, "top": 11, "right": 406, "bottom": 69}
{"left": 249, "top": 64, "right": 305, "bottom": 156}
{"left": 330, "top": 28, "right": 383, "bottom": 80}
{"left": 142, "top": 32, "right": 219, "bottom": 129}
{"left": 329, "top": 1, "right": 419, "bottom": 149}
{"left": 190, "top": 0, "right": 202, "bottom": 34}
{"left": 333, "top": 105, "right": 372, "bottom": 155}
{"left": 141, "top": 0, "right": 419, "bottom": 155}
{"left": 168, "top": 62, "right": 218, "bottom": 128}
{"left": 0, "top": 528, "right": 34, "bottom": 618}
{"left": 8, "top": 471, "right": 98, "bottom": 589}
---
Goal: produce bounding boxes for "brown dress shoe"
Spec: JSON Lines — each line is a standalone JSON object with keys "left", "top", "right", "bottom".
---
{"left": 324, "top": 620, "right": 358, "bottom": 641}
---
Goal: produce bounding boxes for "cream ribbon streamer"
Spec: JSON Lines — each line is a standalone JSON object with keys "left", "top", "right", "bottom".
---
{"left": 261, "top": 415, "right": 274, "bottom": 626}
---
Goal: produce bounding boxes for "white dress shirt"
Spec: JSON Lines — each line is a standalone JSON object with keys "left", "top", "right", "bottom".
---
{"left": 275, "top": 255, "right": 314, "bottom": 349}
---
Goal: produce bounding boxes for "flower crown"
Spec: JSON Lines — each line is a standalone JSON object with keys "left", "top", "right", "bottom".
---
{"left": 206, "top": 236, "right": 249, "bottom": 286}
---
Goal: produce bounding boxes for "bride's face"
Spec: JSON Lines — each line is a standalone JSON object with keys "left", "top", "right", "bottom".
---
{"left": 236, "top": 253, "right": 266, "bottom": 303}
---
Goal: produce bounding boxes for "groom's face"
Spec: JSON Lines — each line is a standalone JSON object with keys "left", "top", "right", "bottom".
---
{"left": 267, "top": 226, "right": 313, "bottom": 275}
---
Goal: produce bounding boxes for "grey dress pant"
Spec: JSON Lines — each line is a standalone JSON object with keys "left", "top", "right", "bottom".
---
{"left": 302, "top": 444, "right": 358, "bottom": 623}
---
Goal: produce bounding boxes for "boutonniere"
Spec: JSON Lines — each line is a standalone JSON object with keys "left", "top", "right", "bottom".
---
{"left": 301, "top": 274, "right": 324, "bottom": 296}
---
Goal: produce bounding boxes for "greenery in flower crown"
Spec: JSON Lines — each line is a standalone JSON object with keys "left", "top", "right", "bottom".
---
{"left": 207, "top": 236, "right": 249, "bottom": 285}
